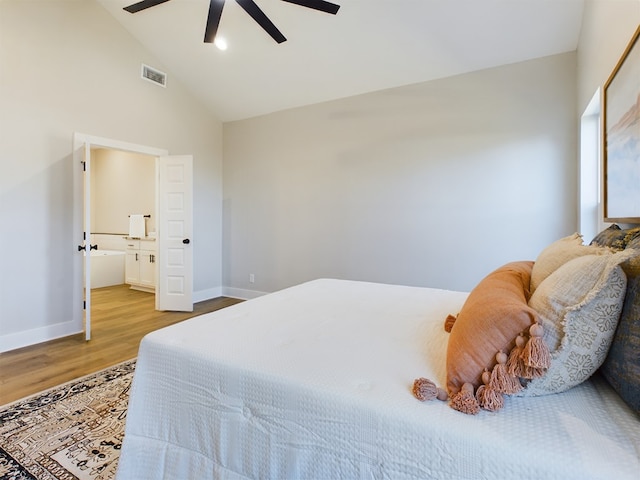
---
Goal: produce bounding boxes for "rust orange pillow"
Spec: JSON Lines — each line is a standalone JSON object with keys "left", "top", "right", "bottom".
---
{"left": 446, "top": 261, "right": 538, "bottom": 395}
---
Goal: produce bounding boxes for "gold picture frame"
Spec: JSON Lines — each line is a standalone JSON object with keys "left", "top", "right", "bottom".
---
{"left": 603, "top": 25, "right": 640, "bottom": 223}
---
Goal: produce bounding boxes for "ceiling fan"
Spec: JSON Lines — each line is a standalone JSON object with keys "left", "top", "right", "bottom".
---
{"left": 123, "top": 0, "right": 341, "bottom": 44}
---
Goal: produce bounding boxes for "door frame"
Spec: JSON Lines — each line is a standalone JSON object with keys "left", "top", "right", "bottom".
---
{"left": 73, "top": 133, "right": 168, "bottom": 340}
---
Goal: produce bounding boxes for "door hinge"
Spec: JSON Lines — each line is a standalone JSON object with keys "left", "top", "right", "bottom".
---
{"left": 81, "top": 161, "right": 86, "bottom": 171}
{"left": 83, "top": 301, "right": 86, "bottom": 310}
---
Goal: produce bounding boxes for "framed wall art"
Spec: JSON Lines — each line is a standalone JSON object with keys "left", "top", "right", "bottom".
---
{"left": 603, "top": 25, "right": 640, "bottom": 223}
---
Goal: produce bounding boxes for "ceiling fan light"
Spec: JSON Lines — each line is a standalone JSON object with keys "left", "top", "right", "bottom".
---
{"left": 214, "top": 37, "right": 228, "bottom": 50}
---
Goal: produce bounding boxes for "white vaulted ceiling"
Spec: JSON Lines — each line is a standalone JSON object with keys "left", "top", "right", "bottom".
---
{"left": 97, "top": 0, "right": 585, "bottom": 122}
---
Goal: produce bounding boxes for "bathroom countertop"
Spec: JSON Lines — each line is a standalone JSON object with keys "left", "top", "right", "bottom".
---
{"left": 124, "top": 236, "right": 156, "bottom": 241}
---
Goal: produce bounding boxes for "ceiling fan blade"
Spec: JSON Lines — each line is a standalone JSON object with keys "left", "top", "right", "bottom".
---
{"left": 204, "top": 0, "right": 226, "bottom": 43}
{"left": 123, "top": 0, "right": 172, "bottom": 14}
{"left": 235, "top": 0, "right": 287, "bottom": 43}
{"left": 281, "top": 0, "right": 340, "bottom": 15}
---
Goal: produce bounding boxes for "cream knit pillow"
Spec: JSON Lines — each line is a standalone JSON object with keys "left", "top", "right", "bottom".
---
{"left": 530, "top": 233, "right": 610, "bottom": 294}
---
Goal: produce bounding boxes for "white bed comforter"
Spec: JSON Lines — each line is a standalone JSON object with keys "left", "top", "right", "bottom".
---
{"left": 117, "top": 279, "right": 640, "bottom": 479}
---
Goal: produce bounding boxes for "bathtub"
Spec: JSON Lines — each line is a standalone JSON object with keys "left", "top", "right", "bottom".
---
{"left": 84, "top": 249, "right": 126, "bottom": 289}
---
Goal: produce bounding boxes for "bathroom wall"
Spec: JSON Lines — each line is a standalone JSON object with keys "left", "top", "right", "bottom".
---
{"left": 90, "top": 148, "right": 156, "bottom": 236}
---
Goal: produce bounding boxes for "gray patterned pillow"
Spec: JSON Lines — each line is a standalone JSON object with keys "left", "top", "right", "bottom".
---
{"left": 521, "top": 250, "right": 634, "bottom": 396}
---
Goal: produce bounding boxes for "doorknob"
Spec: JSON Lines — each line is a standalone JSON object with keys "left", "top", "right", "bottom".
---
{"left": 183, "top": 238, "right": 190, "bottom": 244}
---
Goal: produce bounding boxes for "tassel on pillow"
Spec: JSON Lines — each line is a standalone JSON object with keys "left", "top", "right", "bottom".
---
{"left": 521, "top": 323, "right": 551, "bottom": 370}
{"left": 412, "top": 378, "right": 448, "bottom": 402}
{"left": 444, "top": 314, "right": 457, "bottom": 333}
{"left": 450, "top": 383, "right": 480, "bottom": 415}
{"left": 412, "top": 377, "right": 438, "bottom": 401}
{"left": 520, "top": 361, "right": 547, "bottom": 380}
{"left": 508, "top": 330, "right": 548, "bottom": 379}
{"left": 476, "top": 370, "right": 504, "bottom": 412}
{"left": 506, "top": 333, "right": 527, "bottom": 377}
{"left": 490, "top": 351, "right": 523, "bottom": 394}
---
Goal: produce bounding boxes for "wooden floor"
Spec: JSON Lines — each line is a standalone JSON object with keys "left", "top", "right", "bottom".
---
{"left": 0, "top": 284, "right": 243, "bottom": 406}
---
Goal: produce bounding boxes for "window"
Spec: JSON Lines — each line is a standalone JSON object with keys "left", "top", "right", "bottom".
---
{"left": 579, "top": 89, "right": 603, "bottom": 241}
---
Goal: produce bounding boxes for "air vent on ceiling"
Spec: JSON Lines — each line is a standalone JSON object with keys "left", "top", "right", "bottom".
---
{"left": 141, "top": 64, "right": 167, "bottom": 87}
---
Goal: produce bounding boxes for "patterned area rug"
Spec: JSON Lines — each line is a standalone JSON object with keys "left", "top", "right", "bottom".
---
{"left": 0, "top": 360, "right": 135, "bottom": 480}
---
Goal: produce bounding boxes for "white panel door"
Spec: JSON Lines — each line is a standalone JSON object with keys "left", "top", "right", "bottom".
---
{"left": 157, "top": 155, "right": 193, "bottom": 311}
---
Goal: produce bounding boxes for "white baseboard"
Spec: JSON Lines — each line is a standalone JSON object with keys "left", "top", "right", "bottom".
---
{"left": 193, "top": 286, "right": 266, "bottom": 302}
{"left": 193, "top": 286, "right": 222, "bottom": 303}
{"left": 222, "top": 286, "right": 268, "bottom": 300}
{"left": 0, "top": 321, "right": 82, "bottom": 354}
{"left": 195, "top": 285, "right": 268, "bottom": 301}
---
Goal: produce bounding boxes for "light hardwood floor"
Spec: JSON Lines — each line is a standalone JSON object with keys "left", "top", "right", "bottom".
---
{"left": 0, "top": 284, "right": 243, "bottom": 406}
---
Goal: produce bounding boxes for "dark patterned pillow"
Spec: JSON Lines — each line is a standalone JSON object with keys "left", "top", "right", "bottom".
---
{"left": 600, "top": 274, "right": 640, "bottom": 414}
{"left": 622, "top": 231, "right": 640, "bottom": 279}
{"left": 623, "top": 227, "right": 640, "bottom": 246}
{"left": 590, "top": 224, "right": 627, "bottom": 250}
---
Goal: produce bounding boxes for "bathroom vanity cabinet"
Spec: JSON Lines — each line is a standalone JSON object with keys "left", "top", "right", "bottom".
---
{"left": 125, "top": 238, "right": 156, "bottom": 293}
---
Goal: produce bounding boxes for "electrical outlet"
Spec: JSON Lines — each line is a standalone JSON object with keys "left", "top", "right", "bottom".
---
{"left": 249, "top": 273, "right": 255, "bottom": 283}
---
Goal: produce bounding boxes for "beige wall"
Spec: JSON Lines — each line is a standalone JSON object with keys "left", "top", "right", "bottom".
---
{"left": 575, "top": 1, "right": 640, "bottom": 234}
{"left": 223, "top": 53, "right": 578, "bottom": 296}
{"left": 221, "top": 0, "right": 640, "bottom": 298}
{"left": 577, "top": 0, "right": 640, "bottom": 113}
{"left": 0, "top": 0, "right": 223, "bottom": 351}
{"left": 91, "top": 149, "right": 156, "bottom": 235}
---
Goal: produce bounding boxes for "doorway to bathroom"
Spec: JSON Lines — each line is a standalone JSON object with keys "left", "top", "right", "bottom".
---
{"left": 89, "top": 148, "right": 157, "bottom": 324}
{"left": 74, "top": 133, "right": 194, "bottom": 341}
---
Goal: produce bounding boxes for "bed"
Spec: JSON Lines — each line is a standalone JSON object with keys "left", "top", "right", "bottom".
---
{"left": 116, "top": 239, "right": 640, "bottom": 480}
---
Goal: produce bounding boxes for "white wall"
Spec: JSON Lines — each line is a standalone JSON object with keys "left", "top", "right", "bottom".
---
{"left": 0, "top": 0, "right": 223, "bottom": 351}
{"left": 223, "top": 53, "right": 578, "bottom": 296}
{"left": 577, "top": 0, "right": 640, "bottom": 114}
{"left": 575, "top": 1, "right": 640, "bottom": 235}
{"left": 91, "top": 149, "right": 156, "bottom": 235}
